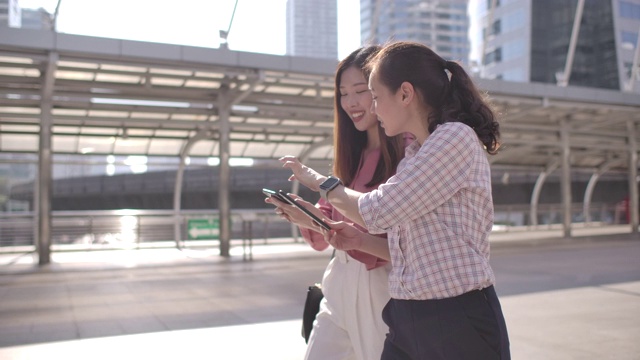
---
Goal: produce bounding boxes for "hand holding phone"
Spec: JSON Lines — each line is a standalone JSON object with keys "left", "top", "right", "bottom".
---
{"left": 262, "top": 188, "right": 288, "bottom": 203}
{"left": 276, "top": 190, "right": 331, "bottom": 231}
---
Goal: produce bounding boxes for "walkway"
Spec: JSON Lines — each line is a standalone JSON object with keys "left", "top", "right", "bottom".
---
{"left": 0, "top": 227, "right": 638, "bottom": 359}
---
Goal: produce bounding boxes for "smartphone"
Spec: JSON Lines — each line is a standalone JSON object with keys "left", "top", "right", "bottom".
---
{"left": 262, "top": 188, "right": 288, "bottom": 203}
{"left": 277, "top": 190, "right": 331, "bottom": 231}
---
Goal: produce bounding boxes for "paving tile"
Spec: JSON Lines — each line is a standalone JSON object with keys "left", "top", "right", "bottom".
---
{"left": 0, "top": 234, "right": 637, "bottom": 359}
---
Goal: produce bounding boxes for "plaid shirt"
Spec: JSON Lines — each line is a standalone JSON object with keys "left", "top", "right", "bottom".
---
{"left": 358, "top": 122, "right": 495, "bottom": 300}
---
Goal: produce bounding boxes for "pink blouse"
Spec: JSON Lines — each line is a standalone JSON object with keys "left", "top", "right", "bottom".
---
{"left": 299, "top": 149, "right": 388, "bottom": 270}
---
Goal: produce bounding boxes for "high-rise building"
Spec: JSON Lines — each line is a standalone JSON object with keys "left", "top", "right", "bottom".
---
{"left": 476, "top": 0, "right": 640, "bottom": 92}
{"left": 1, "top": 0, "right": 21, "bottom": 27}
{"left": 20, "top": 7, "right": 52, "bottom": 30}
{"left": 360, "top": 0, "right": 471, "bottom": 65}
{"left": 286, "top": 0, "right": 338, "bottom": 59}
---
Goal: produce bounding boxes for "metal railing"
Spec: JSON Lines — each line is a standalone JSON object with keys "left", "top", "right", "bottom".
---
{"left": 0, "top": 209, "right": 294, "bottom": 250}
{"left": 0, "top": 202, "right": 627, "bottom": 251}
{"left": 493, "top": 202, "right": 622, "bottom": 229}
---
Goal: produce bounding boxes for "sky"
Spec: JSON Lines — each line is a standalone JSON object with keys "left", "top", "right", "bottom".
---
{"left": 19, "top": 0, "right": 362, "bottom": 60}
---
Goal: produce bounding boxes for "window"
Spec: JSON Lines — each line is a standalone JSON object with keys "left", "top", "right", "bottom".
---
{"left": 492, "top": 19, "right": 501, "bottom": 36}
{"left": 622, "top": 31, "right": 638, "bottom": 48}
{"left": 624, "top": 62, "right": 633, "bottom": 78}
{"left": 620, "top": 1, "right": 640, "bottom": 19}
{"left": 484, "top": 47, "right": 502, "bottom": 64}
{"left": 487, "top": 0, "right": 501, "bottom": 10}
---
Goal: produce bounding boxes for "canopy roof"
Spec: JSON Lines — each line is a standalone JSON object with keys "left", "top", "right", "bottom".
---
{"left": 1, "top": 28, "right": 639, "bottom": 174}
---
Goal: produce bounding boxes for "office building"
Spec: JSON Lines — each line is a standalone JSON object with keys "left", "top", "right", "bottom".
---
{"left": 360, "top": 0, "right": 471, "bottom": 65}
{"left": 477, "top": 0, "right": 640, "bottom": 92}
{"left": 20, "top": 7, "right": 52, "bottom": 30}
{"left": 0, "top": 0, "right": 21, "bottom": 27}
{"left": 286, "top": 0, "right": 339, "bottom": 59}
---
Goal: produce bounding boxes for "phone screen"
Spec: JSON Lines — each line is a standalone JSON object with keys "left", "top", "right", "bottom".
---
{"left": 262, "top": 188, "right": 288, "bottom": 203}
{"left": 277, "top": 190, "right": 331, "bottom": 231}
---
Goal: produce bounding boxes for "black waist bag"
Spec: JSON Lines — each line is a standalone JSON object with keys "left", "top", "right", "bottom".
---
{"left": 301, "top": 283, "right": 323, "bottom": 343}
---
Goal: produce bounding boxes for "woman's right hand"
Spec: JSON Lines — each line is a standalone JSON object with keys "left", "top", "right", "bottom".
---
{"left": 323, "top": 219, "right": 364, "bottom": 252}
{"left": 279, "top": 156, "right": 327, "bottom": 192}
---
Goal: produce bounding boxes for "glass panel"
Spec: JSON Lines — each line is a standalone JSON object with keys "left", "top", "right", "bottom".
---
{"left": 80, "top": 127, "right": 118, "bottom": 135}
{"left": 150, "top": 77, "right": 185, "bottom": 86}
{"left": 272, "top": 143, "right": 306, "bottom": 157}
{"left": 0, "top": 68, "right": 40, "bottom": 77}
{"left": 100, "top": 64, "right": 147, "bottom": 72}
{"left": 58, "top": 61, "right": 99, "bottom": 69}
{"left": 242, "top": 142, "right": 277, "bottom": 157}
{"left": 52, "top": 135, "right": 78, "bottom": 152}
{"left": 0, "top": 124, "right": 39, "bottom": 132}
{"left": 95, "top": 73, "right": 141, "bottom": 83}
{"left": 184, "top": 80, "right": 220, "bottom": 88}
{"left": 112, "top": 138, "right": 151, "bottom": 154}
{"left": 189, "top": 140, "right": 215, "bottom": 156}
{"left": 154, "top": 130, "right": 189, "bottom": 137}
{"left": 56, "top": 70, "right": 94, "bottom": 81}
{"left": 77, "top": 136, "right": 116, "bottom": 154}
{"left": 147, "top": 138, "right": 184, "bottom": 155}
{"left": 264, "top": 85, "right": 302, "bottom": 95}
{"left": 87, "top": 110, "right": 130, "bottom": 118}
{"left": 0, "top": 134, "right": 38, "bottom": 151}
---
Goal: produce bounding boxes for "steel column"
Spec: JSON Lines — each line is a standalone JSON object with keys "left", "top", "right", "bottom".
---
{"left": 218, "top": 84, "right": 232, "bottom": 257}
{"left": 560, "top": 117, "right": 572, "bottom": 237}
{"left": 36, "top": 52, "right": 58, "bottom": 265}
{"left": 173, "top": 129, "right": 213, "bottom": 248}
{"left": 557, "top": 0, "right": 585, "bottom": 86}
{"left": 530, "top": 160, "right": 559, "bottom": 226}
{"left": 627, "top": 121, "right": 639, "bottom": 233}
{"left": 583, "top": 159, "right": 623, "bottom": 223}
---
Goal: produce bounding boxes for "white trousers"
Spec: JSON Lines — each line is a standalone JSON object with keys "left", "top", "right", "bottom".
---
{"left": 305, "top": 250, "right": 391, "bottom": 360}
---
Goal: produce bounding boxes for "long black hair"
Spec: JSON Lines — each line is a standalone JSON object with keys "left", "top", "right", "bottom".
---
{"left": 333, "top": 46, "right": 406, "bottom": 187}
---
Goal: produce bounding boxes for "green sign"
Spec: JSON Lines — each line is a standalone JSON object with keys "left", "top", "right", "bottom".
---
{"left": 187, "top": 218, "right": 220, "bottom": 240}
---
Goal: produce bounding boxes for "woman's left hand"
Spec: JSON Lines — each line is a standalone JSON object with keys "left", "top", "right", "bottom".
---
{"left": 279, "top": 156, "right": 326, "bottom": 192}
{"left": 266, "top": 193, "right": 323, "bottom": 231}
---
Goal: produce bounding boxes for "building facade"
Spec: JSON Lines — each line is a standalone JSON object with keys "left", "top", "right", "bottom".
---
{"left": 360, "top": 0, "right": 471, "bottom": 65}
{"left": 286, "top": 0, "right": 338, "bottom": 59}
{"left": 0, "top": 0, "right": 21, "bottom": 27}
{"left": 477, "top": 0, "right": 640, "bottom": 92}
{"left": 20, "top": 7, "right": 51, "bottom": 30}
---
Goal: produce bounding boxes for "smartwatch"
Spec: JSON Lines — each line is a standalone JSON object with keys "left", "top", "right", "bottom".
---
{"left": 319, "top": 176, "right": 342, "bottom": 201}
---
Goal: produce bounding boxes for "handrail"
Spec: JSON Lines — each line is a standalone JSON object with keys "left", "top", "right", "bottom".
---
{"left": 0, "top": 202, "right": 626, "bottom": 250}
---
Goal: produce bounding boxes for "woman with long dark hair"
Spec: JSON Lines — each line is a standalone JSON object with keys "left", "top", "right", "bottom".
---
{"left": 267, "top": 45, "right": 406, "bottom": 360}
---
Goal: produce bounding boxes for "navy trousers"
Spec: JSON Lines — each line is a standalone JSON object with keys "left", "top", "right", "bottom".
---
{"left": 380, "top": 286, "right": 510, "bottom": 360}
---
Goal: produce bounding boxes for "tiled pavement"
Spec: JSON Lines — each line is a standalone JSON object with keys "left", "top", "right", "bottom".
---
{"left": 0, "top": 227, "right": 638, "bottom": 359}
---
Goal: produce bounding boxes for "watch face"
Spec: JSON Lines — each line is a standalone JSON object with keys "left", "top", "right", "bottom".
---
{"left": 321, "top": 177, "right": 341, "bottom": 190}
